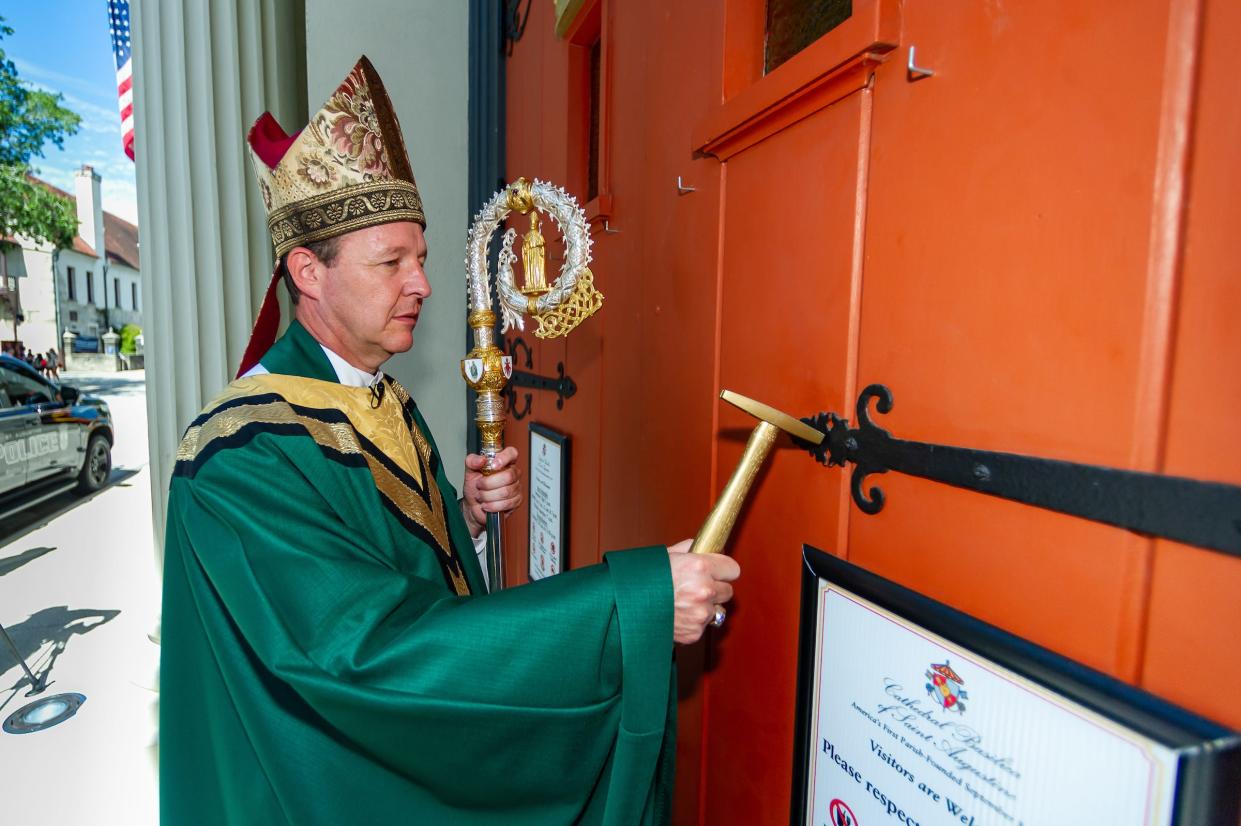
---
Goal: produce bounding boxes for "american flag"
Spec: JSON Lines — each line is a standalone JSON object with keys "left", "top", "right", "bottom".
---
{"left": 107, "top": 0, "right": 134, "bottom": 161}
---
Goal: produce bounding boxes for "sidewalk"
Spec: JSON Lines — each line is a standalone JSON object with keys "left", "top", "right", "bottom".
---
{"left": 0, "top": 370, "right": 160, "bottom": 825}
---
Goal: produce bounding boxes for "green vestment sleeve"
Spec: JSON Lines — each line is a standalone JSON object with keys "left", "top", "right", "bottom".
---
{"left": 161, "top": 426, "right": 675, "bottom": 825}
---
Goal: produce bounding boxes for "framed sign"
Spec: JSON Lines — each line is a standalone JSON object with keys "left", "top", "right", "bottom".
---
{"left": 528, "top": 423, "right": 569, "bottom": 580}
{"left": 792, "top": 545, "right": 1241, "bottom": 826}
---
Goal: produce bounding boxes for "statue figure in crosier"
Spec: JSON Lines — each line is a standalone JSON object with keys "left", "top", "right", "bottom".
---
{"left": 521, "top": 210, "right": 548, "bottom": 296}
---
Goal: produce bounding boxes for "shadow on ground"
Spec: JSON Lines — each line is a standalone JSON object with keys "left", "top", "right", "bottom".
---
{"left": 0, "top": 468, "right": 139, "bottom": 547}
{"left": 0, "top": 546, "right": 55, "bottom": 578}
{"left": 0, "top": 607, "right": 120, "bottom": 710}
{"left": 59, "top": 373, "right": 147, "bottom": 398}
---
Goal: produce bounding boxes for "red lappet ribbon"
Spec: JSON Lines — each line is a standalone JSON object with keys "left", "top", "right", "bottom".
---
{"left": 236, "top": 263, "right": 283, "bottom": 378}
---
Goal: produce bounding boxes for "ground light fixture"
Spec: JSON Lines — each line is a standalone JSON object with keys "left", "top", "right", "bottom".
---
{"left": 0, "top": 621, "right": 87, "bottom": 734}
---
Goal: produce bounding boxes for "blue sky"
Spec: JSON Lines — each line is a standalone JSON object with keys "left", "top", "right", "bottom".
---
{"left": 3, "top": 1, "right": 138, "bottom": 223}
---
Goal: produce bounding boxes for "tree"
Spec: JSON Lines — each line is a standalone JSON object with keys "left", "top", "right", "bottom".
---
{"left": 120, "top": 323, "right": 142, "bottom": 355}
{"left": 0, "top": 16, "right": 81, "bottom": 250}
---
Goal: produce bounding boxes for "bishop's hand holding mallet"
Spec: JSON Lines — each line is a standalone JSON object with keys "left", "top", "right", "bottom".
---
{"left": 689, "top": 390, "right": 826, "bottom": 626}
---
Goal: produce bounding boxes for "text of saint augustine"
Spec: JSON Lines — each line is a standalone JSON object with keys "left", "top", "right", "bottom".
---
{"left": 854, "top": 678, "right": 1022, "bottom": 823}
{"left": 821, "top": 738, "right": 978, "bottom": 826}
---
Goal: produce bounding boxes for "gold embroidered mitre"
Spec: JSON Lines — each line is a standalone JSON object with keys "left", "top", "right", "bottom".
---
{"left": 247, "top": 55, "right": 425, "bottom": 258}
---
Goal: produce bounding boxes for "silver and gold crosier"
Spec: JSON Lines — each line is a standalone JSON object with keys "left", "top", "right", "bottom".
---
{"left": 462, "top": 178, "right": 604, "bottom": 590}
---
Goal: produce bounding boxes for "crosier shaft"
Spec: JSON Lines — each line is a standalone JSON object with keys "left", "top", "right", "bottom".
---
{"left": 482, "top": 444, "right": 506, "bottom": 592}
{"left": 485, "top": 512, "right": 504, "bottom": 592}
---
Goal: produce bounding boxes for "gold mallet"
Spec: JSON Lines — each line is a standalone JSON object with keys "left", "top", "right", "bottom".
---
{"left": 691, "top": 390, "right": 826, "bottom": 555}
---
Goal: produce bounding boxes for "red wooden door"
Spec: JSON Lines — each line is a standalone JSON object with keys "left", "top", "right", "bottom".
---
{"left": 850, "top": 0, "right": 1184, "bottom": 678}
{"left": 502, "top": 3, "right": 730, "bottom": 819}
{"left": 503, "top": 1, "right": 1241, "bottom": 823}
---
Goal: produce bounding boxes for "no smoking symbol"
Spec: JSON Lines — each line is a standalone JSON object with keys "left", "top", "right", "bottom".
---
{"left": 828, "top": 798, "right": 858, "bottom": 826}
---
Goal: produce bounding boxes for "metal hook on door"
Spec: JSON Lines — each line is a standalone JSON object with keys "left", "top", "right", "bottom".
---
{"left": 907, "top": 46, "right": 934, "bottom": 80}
{"left": 676, "top": 176, "right": 696, "bottom": 196}
{"left": 598, "top": 219, "right": 620, "bottom": 234}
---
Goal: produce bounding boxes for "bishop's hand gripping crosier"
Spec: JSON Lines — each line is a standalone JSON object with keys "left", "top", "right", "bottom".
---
{"left": 462, "top": 178, "right": 603, "bottom": 591}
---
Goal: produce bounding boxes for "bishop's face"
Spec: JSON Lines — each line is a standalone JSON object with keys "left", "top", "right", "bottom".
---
{"left": 314, "top": 221, "right": 431, "bottom": 370}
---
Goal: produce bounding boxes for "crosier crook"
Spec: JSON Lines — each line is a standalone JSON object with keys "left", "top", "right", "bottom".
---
{"left": 462, "top": 178, "right": 603, "bottom": 591}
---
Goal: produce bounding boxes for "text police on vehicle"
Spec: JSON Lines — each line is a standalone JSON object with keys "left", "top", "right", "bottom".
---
{"left": 0, "top": 354, "right": 114, "bottom": 511}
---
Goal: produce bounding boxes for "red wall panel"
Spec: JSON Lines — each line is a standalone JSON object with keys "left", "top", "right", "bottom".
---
{"left": 1142, "top": 0, "right": 1241, "bottom": 729}
{"left": 503, "top": 1, "right": 1241, "bottom": 822}
{"left": 705, "top": 94, "right": 866, "bottom": 825}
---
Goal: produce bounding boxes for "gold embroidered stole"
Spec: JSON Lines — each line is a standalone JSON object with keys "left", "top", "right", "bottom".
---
{"left": 176, "top": 374, "right": 469, "bottom": 595}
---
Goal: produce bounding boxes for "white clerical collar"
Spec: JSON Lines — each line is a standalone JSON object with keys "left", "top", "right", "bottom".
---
{"left": 239, "top": 341, "right": 383, "bottom": 387}
{"left": 319, "top": 344, "right": 382, "bottom": 388}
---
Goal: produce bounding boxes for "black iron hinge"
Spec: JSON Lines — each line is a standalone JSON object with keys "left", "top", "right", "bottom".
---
{"left": 502, "top": 336, "right": 577, "bottom": 420}
{"left": 793, "top": 384, "right": 1241, "bottom": 559}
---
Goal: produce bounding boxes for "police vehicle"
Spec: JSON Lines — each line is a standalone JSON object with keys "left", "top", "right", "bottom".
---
{"left": 0, "top": 353, "right": 114, "bottom": 519}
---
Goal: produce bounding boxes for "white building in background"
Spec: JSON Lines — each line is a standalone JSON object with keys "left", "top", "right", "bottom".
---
{"left": 8, "top": 165, "right": 142, "bottom": 356}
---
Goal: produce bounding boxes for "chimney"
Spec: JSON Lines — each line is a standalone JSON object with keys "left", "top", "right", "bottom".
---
{"left": 74, "top": 165, "right": 105, "bottom": 259}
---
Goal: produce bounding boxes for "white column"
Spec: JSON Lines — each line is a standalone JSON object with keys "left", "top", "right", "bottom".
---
{"left": 131, "top": 0, "right": 308, "bottom": 562}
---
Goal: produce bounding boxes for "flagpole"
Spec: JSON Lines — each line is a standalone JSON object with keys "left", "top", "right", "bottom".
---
{"left": 0, "top": 621, "right": 46, "bottom": 696}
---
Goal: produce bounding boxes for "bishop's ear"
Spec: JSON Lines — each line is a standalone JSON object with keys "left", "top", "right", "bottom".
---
{"left": 285, "top": 245, "right": 325, "bottom": 301}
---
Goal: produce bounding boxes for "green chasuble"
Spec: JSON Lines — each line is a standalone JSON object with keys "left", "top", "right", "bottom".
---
{"left": 160, "top": 322, "right": 676, "bottom": 824}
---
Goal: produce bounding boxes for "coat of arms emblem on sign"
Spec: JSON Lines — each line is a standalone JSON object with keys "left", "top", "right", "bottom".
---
{"left": 925, "top": 661, "right": 968, "bottom": 713}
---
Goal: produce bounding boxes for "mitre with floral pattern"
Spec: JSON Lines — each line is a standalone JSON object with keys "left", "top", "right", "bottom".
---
{"left": 248, "top": 55, "right": 424, "bottom": 255}
{"left": 238, "top": 55, "right": 425, "bottom": 376}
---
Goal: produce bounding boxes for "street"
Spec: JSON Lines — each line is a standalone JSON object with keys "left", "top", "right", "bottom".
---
{"left": 0, "top": 369, "right": 160, "bottom": 825}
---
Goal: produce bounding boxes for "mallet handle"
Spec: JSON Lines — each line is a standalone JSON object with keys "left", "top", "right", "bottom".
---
{"left": 691, "top": 420, "right": 780, "bottom": 554}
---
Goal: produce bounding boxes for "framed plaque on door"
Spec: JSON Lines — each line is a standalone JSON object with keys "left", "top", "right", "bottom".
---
{"left": 528, "top": 423, "right": 569, "bottom": 580}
